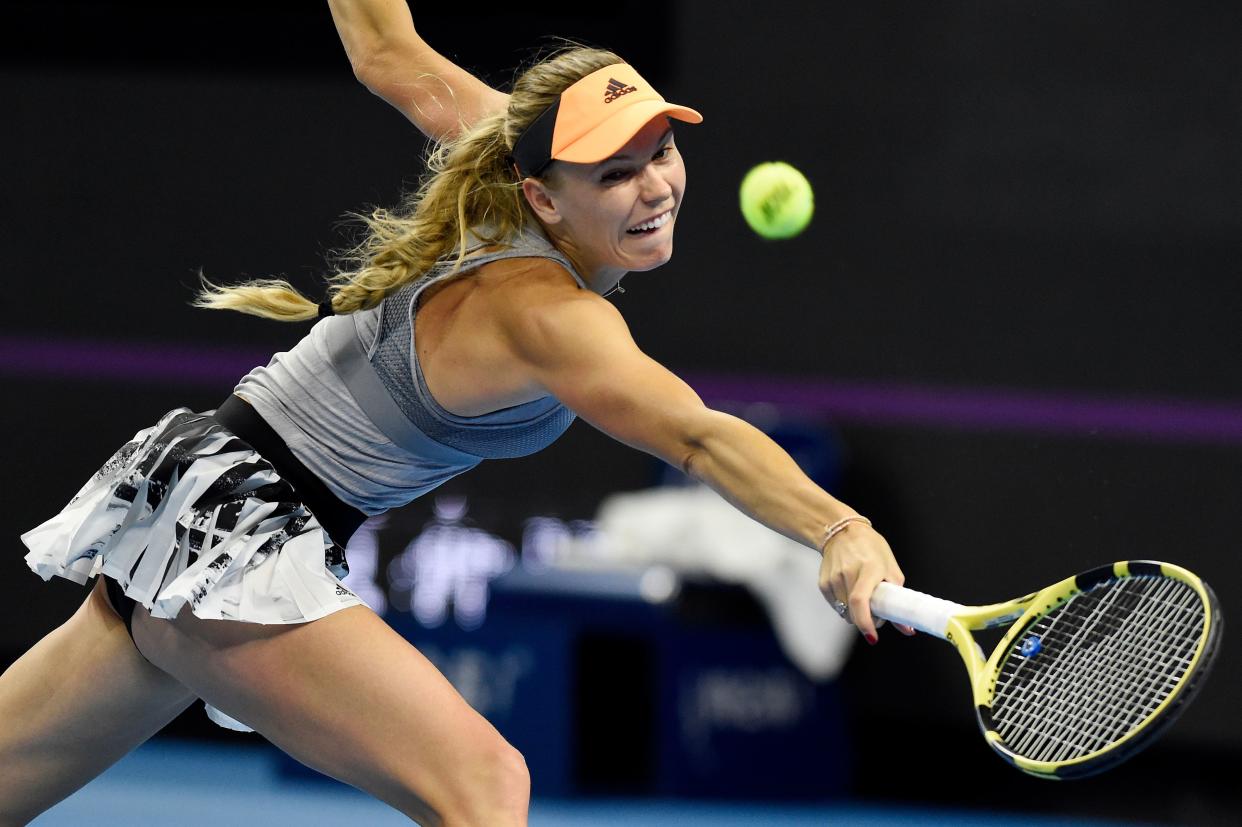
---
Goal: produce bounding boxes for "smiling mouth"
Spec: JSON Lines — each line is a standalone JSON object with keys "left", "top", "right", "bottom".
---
{"left": 626, "top": 209, "right": 673, "bottom": 235}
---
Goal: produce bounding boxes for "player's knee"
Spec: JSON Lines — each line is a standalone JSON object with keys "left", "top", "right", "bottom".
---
{"left": 488, "top": 742, "right": 531, "bottom": 807}
{"left": 436, "top": 741, "right": 530, "bottom": 826}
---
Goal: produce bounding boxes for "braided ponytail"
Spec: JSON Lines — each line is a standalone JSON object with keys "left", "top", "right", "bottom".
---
{"left": 195, "top": 46, "right": 623, "bottom": 322}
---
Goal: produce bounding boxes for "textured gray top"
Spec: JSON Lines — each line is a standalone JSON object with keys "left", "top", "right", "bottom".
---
{"left": 235, "top": 225, "right": 587, "bottom": 515}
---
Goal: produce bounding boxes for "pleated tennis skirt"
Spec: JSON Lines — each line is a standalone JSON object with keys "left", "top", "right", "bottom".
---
{"left": 21, "top": 402, "right": 367, "bottom": 730}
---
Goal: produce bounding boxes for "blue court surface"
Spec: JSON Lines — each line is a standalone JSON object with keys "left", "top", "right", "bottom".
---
{"left": 32, "top": 738, "right": 1166, "bottom": 827}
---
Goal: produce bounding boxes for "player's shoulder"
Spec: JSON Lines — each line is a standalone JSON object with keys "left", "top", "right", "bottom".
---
{"left": 479, "top": 258, "right": 625, "bottom": 358}
{"left": 478, "top": 255, "right": 610, "bottom": 315}
{"left": 475, "top": 253, "right": 580, "bottom": 291}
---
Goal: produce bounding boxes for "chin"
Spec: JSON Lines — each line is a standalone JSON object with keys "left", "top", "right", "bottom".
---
{"left": 636, "top": 255, "right": 673, "bottom": 272}
{"left": 629, "top": 242, "right": 675, "bottom": 272}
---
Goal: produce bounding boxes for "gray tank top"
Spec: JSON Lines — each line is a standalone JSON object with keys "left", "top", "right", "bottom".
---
{"left": 234, "top": 225, "right": 588, "bottom": 515}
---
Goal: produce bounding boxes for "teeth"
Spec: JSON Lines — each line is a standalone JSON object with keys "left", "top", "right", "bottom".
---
{"left": 630, "top": 211, "right": 672, "bottom": 232}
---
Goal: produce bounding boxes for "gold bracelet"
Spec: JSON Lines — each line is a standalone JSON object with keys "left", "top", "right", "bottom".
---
{"left": 818, "top": 515, "right": 872, "bottom": 554}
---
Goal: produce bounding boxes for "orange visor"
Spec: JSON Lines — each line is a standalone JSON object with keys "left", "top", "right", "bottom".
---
{"left": 510, "top": 63, "right": 703, "bottom": 178}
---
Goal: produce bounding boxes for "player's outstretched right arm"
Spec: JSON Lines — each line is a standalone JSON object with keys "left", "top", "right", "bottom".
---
{"left": 506, "top": 284, "right": 907, "bottom": 642}
{"left": 327, "top": 0, "right": 509, "bottom": 142}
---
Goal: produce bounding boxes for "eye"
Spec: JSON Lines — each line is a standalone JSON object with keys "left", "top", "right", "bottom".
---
{"left": 601, "top": 168, "right": 632, "bottom": 183}
{"left": 653, "top": 145, "right": 673, "bottom": 161}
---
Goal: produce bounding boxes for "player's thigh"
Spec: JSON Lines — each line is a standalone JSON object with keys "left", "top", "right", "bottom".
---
{"left": 0, "top": 578, "right": 196, "bottom": 824}
{"left": 132, "top": 603, "right": 527, "bottom": 824}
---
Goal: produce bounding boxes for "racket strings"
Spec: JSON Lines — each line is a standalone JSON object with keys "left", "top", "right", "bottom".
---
{"left": 1014, "top": 581, "right": 1197, "bottom": 760}
{"left": 996, "top": 578, "right": 1201, "bottom": 762}
{"left": 1003, "top": 579, "right": 1200, "bottom": 762}
{"left": 989, "top": 575, "right": 1204, "bottom": 764}
{"left": 995, "top": 580, "right": 1196, "bottom": 762}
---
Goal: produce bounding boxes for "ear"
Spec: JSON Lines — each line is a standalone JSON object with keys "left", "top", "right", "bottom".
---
{"left": 521, "top": 177, "right": 564, "bottom": 225}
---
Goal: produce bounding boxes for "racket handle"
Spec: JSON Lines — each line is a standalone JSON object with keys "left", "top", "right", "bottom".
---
{"left": 870, "top": 582, "right": 964, "bottom": 639}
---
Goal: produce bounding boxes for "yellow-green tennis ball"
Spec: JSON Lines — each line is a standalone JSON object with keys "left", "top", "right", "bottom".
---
{"left": 739, "top": 162, "right": 815, "bottom": 239}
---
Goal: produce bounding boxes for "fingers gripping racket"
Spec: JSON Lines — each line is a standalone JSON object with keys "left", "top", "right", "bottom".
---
{"left": 870, "top": 560, "right": 1222, "bottom": 779}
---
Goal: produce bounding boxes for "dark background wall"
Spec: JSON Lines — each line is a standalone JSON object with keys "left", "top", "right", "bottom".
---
{"left": 4, "top": 1, "right": 1241, "bottom": 821}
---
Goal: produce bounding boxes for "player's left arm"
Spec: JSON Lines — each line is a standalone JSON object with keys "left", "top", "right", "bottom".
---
{"left": 327, "top": 0, "right": 509, "bottom": 141}
{"left": 506, "top": 292, "right": 905, "bottom": 638}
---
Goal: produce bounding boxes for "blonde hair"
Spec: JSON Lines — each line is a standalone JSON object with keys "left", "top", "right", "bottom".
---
{"left": 194, "top": 47, "right": 624, "bottom": 322}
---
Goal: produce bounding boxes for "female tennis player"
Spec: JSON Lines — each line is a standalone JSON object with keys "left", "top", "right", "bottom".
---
{"left": 1, "top": 2, "right": 907, "bottom": 824}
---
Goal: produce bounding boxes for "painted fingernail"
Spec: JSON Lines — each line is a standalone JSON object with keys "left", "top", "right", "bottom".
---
{"left": 865, "top": 633, "right": 878, "bottom": 645}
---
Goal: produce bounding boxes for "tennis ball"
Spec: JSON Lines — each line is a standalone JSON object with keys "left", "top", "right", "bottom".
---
{"left": 739, "top": 161, "right": 815, "bottom": 239}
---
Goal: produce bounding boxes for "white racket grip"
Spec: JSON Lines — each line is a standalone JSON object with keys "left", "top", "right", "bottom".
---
{"left": 870, "top": 582, "right": 964, "bottom": 640}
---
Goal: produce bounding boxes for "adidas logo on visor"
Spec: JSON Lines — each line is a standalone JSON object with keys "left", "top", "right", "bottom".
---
{"left": 604, "top": 78, "right": 638, "bottom": 103}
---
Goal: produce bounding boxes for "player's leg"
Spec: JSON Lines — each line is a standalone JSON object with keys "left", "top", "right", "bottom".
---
{"left": 132, "top": 602, "right": 529, "bottom": 827}
{"left": 0, "top": 578, "right": 197, "bottom": 825}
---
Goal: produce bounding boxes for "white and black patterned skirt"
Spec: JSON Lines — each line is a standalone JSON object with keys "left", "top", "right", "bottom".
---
{"left": 22, "top": 399, "right": 366, "bottom": 627}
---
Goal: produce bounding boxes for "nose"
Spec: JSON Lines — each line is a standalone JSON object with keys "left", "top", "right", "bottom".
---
{"left": 638, "top": 163, "right": 674, "bottom": 206}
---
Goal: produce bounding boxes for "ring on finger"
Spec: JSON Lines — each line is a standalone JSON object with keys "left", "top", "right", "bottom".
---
{"left": 830, "top": 599, "right": 849, "bottom": 618}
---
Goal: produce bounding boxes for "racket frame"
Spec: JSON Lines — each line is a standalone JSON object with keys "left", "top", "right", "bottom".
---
{"left": 871, "top": 560, "right": 1222, "bottom": 779}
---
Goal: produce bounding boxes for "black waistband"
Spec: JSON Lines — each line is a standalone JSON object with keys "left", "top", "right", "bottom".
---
{"left": 213, "top": 395, "right": 366, "bottom": 548}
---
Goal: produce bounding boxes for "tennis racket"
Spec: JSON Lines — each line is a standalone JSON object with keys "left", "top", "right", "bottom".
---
{"left": 870, "top": 560, "right": 1222, "bottom": 779}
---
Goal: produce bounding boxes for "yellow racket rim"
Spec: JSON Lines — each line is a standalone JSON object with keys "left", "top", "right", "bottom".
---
{"left": 974, "top": 561, "right": 1220, "bottom": 779}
